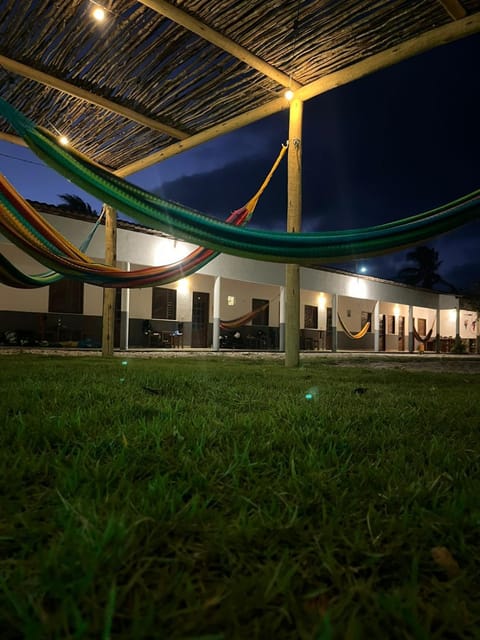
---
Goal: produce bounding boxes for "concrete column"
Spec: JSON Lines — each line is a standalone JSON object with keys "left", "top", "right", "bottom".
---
{"left": 212, "top": 275, "right": 221, "bottom": 351}
{"left": 455, "top": 297, "right": 460, "bottom": 341}
{"left": 373, "top": 300, "right": 380, "bottom": 352}
{"left": 408, "top": 305, "right": 414, "bottom": 352}
{"left": 331, "top": 293, "right": 337, "bottom": 352}
{"left": 279, "top": 286, "right": 285, "bottom": 352}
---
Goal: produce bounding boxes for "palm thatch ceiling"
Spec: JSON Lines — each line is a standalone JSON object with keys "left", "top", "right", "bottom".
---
{"left": 1, "top": 0, "right": 479, "bottom": 177}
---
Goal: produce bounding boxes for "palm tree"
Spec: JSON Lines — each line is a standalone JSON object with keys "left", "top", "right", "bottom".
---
{"left": 57, "top": 193, "right": 99, "bottom": 217}
{"left": 396, "top": 246, "right": 456, "bottom": 292}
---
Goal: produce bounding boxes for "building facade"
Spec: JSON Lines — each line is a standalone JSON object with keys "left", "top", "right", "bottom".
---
{"left": 0, "top": 203, "right": 477, "bottom": 353}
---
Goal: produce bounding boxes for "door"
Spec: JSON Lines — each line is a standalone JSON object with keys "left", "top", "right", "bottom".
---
{"left": 325, "top": 307, "right": 332, "bottom": 350}
{"left": 398, "top": 316, "right": 405, "bottom": 351}
{"left": 379, "top": 314, "right": 386, "bottom": 351}
{"left": 191, "top": 291, "right": 210, "bottom": 347}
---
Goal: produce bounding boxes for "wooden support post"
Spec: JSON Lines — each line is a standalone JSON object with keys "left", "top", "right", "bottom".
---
{"left": 102, "top": 205, "right": 117, "bottom": 357}
{"left": 285, "top": 98, "right": 303, "bottom": 368}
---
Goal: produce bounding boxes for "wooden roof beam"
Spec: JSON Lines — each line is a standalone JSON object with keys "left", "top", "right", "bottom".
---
{"left": 0, "top": 54, "right": 188, "bottom": 140}
{"left": 438, "top": 0, "right": 467, "bottom": 20}
{"left": 118, "top": 13, "right": 480, "bottom": 176}
{"left": 138, "top": 0, "right": 302, "bottom": 90}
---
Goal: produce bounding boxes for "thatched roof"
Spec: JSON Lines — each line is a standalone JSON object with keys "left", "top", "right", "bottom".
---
{"left": 1, "top": 0, "right": 479, "bottom": 175}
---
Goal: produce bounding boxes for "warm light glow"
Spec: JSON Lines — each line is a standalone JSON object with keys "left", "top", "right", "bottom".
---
{"left": 347, "top": 277, "right": 367, "bottom": 298}
{"left": 449, "top": 309, "right": 457, "bottom": 322}
{"left": 92, "top": 6, "right": 106, "bottom": 21}
{"left": 227, "top": 296, "right": 235, "bottom": 306}
{"left": 284, "top": 89, "right": 294, "bottom": 101}
{"left": 152, "top": 238, "right": 192, "bottom": 265}
{"left": 318, "top": 293, "right": 326, "bottom": 310}
{"left": 393, "top": 304, "right": 400, "bottom": 317}
{"left": 177, "top": 278, "right": 189, "bottom": 295}
{"left": 58, "top": 135, "right": 69, "bottom": 146}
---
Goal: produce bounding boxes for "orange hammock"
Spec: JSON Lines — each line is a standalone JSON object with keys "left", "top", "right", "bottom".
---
{"left": 337, "top": 312, "right": 371, "bottom": 339}
{"left": 220, "top": 301, "right": 270, "bottom": 330}
{"left": 413, "top": 320, "right": 435, "bottom": 343}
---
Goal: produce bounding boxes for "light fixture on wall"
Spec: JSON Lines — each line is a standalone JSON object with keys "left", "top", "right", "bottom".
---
{"left": 318, "top": 293, "right": 326, "bottom": 310}
{"left": 227, "top": 296, "right": 235, "bottom": 306}
{"left": 449, "top": 309, "right": 457, "bottom": 322}
{"left": 394, "top": 304, "right": 400, "bottom": 317}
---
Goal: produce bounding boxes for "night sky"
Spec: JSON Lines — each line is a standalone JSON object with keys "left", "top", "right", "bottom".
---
{"left": 1, "top": 33, "right": 479, "bottom": 291}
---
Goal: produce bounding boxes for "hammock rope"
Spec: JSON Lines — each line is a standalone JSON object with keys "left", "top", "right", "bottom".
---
{"left": 0, "top": 143, "right": 287, "bottom": 288}
{"left": 1, "top": 99, "right": 479, "bottom": 265}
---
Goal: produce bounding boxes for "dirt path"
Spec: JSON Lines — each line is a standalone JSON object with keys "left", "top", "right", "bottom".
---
{"left": 2, "top": 347, "right": 480, "bottom": 374}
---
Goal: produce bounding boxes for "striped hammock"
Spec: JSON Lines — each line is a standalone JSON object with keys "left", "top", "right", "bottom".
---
{"left": 0, "top": 144, "right": 286, "bottom": 288}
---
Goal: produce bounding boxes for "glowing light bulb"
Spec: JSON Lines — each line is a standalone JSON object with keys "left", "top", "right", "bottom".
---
{"left": 284, "top": 89, "right": 294, "bottom": 101}
{"left": 58, "top": 135, "right": 69, "bottom": 146}
{"left": 92, "top": 6, "right": 106, "bottom": 21}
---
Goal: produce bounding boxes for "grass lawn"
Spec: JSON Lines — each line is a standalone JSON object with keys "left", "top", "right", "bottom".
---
{"left": 0, "top": 354, "right": 479, "bottom": 639}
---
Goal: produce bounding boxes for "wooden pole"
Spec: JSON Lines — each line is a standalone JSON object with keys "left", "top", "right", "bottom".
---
{"left": 102, "top": 205, "right": 117, "bottom": 357}
{"left": 285, "top": 98, "right": 303, "bottom": 368}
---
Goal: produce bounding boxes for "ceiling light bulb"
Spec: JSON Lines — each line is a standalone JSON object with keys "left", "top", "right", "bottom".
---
{"left": 284, "top": 89, "right": 294, "bottom": 101}
{"left": 92, "top": 6, "right": 106, "bottom": 21}
{"left": 59, "top": 135, "right": 69, "bottom": 146}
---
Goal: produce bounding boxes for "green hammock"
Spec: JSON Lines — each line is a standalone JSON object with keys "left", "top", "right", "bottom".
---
{"left": 0, "top": 151, "right": 279, "bottom": 287}
{"left": 0, "top": 200, "right": 105, "bottom": 288}
{"left": 1, "top": 98, "right": 479, "bottom": 265}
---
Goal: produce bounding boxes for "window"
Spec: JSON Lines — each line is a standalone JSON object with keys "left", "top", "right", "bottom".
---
{"left": 387, "top": 315, "right": 396, "bottom": 334}
{"left": 361, "top": 311, "right": 372, "bottom": 332}
{"left": 152, "top": 288, "right": 177, "bottom": 319}
{"left": 48, "top": 279, "right": 84, "bottom": 314}
{"left": 252, "top": 298, "right": 269, "bottom": 325}
{"left": 304, "top": 304, "right": 318, "bottom": 329}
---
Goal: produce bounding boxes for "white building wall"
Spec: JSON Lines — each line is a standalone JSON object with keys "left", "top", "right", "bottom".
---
{"left": 1, "top": 210, "right": 477, "bottom": 352}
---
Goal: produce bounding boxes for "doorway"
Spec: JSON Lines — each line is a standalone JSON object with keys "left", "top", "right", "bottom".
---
{"left": 325, "top": 307, "right": 332, "bottom": 350}
{"left": 191, "top": 291, "right": 210, "bottom": 347}
{"left": 379, "top": 314, "right": 386, "bottom": 351}
{"left": 398, "top": 316, "right": 405, "bottom": 351}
